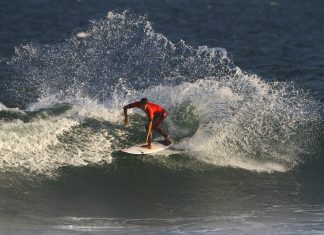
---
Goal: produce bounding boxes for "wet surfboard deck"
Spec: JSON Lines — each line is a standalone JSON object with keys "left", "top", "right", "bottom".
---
{"left": 121, "top": 140, "right": 173, "bottom": 155}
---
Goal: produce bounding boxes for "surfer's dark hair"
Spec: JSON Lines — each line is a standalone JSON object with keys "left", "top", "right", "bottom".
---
{"left": 140, "top": 98, "right": 148, "bottom": 105}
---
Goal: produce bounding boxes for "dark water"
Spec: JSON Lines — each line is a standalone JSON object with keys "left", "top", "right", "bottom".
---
{"left": 0, "top": 0, "right": 324, "bottom": 234}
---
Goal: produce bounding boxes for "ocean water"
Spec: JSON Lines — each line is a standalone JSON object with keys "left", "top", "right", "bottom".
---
{"left": 0, "top": 1, "right": 323, "bottom": 234}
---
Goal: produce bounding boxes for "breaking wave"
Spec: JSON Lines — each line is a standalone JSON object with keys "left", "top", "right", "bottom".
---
{"left": 2, "top": 11, "right": 322, "bottom": 174}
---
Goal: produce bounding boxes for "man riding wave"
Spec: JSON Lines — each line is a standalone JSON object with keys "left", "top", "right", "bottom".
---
{"left": 123, "top": 98, "right": 172, "bottom": 149}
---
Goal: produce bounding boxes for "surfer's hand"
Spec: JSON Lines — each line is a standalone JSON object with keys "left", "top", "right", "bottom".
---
{"left": 124, "top": 118, "right": 128, "bottom": 127}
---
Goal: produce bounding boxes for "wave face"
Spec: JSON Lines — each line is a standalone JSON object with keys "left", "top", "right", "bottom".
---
{"left": 3, "top": 11, "right": 323, "bottom": 174}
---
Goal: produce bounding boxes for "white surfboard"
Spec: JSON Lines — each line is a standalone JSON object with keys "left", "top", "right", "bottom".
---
{"left": 121, "top": 140, "right": 173, "bottom": 155}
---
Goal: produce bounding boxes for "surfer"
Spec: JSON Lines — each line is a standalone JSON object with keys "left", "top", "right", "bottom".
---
{"left": 123, "top": 98, "right": 171, "bottom": 149}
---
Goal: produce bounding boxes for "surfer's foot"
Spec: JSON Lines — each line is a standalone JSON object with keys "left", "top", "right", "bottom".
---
{"left": 141, "top": 144, "right": 152, "bottom": 149}
{"left": 164, "top": 135, "right": 173, "bottom": 144}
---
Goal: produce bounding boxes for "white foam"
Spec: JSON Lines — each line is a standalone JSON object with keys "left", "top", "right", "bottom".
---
{"left": 0, "top": 105, "right": 114, "bottom": 175}
{"left": 0, "top": 102, "right": 22, "bottom": 113}
{"left": 27, "top": 94, "right": 120, "bottom": 123}
{"left": 76, "top": 32, "right": 90, "bottom": 38}
{"left": 0, "top": 102, "right": 6, "bottom": 110}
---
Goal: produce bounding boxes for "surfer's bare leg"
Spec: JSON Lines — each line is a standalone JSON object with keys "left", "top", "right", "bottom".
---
{"left": 152, "top": 112, "right": 170, "bottom": 140}
{"left": 145, "top": 125, "right": 153, "bottom": 149}
{"left": 155, "top": 127, "right": 168, "bottom": 139}
{"left": 148, "top": 132, "right": 152, "bottom": 147}
{"left": 154, "top": 127, "right": 172, "bottom": 144}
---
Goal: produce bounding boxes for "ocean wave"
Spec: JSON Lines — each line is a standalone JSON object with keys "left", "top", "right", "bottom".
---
{"left": 2, "top": 10, "right": 322, "bottom": 174}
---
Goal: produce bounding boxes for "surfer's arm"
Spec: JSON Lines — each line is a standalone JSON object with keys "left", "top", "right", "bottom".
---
{"left": 123, "top": 102, "right": 141, "bottom": 126}
{"left": 123, "top": 105, "right": 129, "bottom": 126}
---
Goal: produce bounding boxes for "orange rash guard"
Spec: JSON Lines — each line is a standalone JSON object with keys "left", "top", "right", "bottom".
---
{"left": 127, "top": 101, "right": 166, "bottom": 120}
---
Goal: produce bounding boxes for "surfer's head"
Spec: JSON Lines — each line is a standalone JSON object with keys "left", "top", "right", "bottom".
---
{"left": 140, "top": 97, "right": 148, "bottom": 109}
{"left": 140, "top": 98, "right": 148, "bottom": 105}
